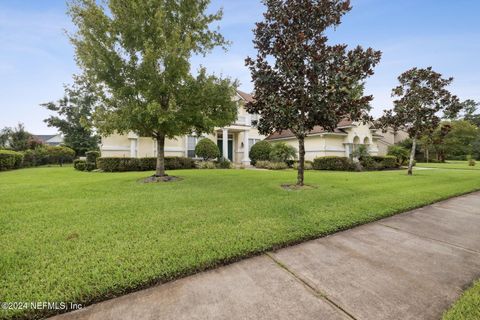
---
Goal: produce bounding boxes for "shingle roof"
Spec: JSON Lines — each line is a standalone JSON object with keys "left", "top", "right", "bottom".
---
{"left": 33, "top": 134, "right": 57, "bottom": 143}
{"left": 265, "top": 119, "right": 353, "bottom": 140}
{"left": 236, "top": 90, "right": 254, "bottom": 103}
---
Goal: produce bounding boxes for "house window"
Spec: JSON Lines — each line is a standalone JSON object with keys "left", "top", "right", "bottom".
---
{"left": 187, "top": 136, "right": 197, "bottom": 158}
{"left": 248, "top": 138, "right": 261, "bottom": 151}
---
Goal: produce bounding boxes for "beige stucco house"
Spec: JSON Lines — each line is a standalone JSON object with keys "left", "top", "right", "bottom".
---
{"left": 100, "top": 90, "right": 265, "bottom": 164}
{"left": 265, "top": 120, "right": 395, "bottom": 161}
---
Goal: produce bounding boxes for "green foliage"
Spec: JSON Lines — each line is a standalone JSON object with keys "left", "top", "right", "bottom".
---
{"left": 68, "top": 0, "right": 237, "bottom": 176}
{"left": 85, "top": 151, "right": 100, "bottom": 164}
{"left": 466, "top": 155, "right": 476, "bottom": 167}
{"left": 352, "top": 144, "right": 370, "bottom": 160}
{"left": 249, "top": 140, "right": 271, "bottom": 165}
{"left": 293, "top": 161, "right": 313, "bottom": 170}
{"left": 197, "top": 161, "right": 216, "bottom": 169}
{"left": 443, "top": 120, "right": 478, "bottom": 159}
{"left": 41, "top": 76, "right": 99, "bottom": 156}
{"left": 246, "top": 0, "right": 381, "bottom": 184}
{"left": 376, "top": 156, "right": 399, "bottom": 169}
{"left": 313, "top": 156, "right": 355, "bottom": 171}
{"left": 195, "top": 138, "right": 220, "bottom": 160}
{"left": 97, "top": 157, "right": 195, "bottom": 172}
{"left": 255, "top": 160, "right": 288, "bottom": 170}
{"left": 379, "top": 67, "right": 462, "bottom": 174}
{"left": 215, "top": 157, "right": 233, "bottom": 169}
{"left": 47, "top": 146, "right": 76, "bottom": 166}
{"left": 73, "top": 159, "right": 87, "bottom": 171}
{"left": 0, "top": 150, "right": 23, "bottom": 171}
{"left": 3, "top": 167, "right": 480, "bottom": 319}
{"left": 443, "top": 279, "right": 480, "bottom": 320}
{"left": 269, "top": 142, "right": 297, "bottom": 163}
{"left": 387, "top": 145, "right": 409, "bottom": 165}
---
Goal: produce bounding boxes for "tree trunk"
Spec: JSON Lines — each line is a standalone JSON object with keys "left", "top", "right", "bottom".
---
{"left": 426, "top": 148, "right": 429, "bottom": 163}
{"left": 297, "top": 136, "right": 305, "bottom": 186}
{"left": 155, "top": 134, "right": 166, "bottom": 177}
{"left": 407, "top": 137, "right": 416, "bottom": 176}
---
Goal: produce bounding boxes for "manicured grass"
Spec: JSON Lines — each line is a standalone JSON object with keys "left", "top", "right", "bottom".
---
{"left": 443, "top": 280, "right": 480, "bottom": 320}
{"left": 417, "top": 160, "right": 479, "bottom": 170}
{"left": 2, "top": 167, "right": 480, "bottom": 319}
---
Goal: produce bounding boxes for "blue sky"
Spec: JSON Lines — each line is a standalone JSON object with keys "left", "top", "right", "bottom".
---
{"left": 1, "top": 0, "right": 479, "bottom": 134}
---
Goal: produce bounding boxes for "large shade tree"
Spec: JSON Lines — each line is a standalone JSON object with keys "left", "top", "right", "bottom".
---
{"left": 380, "top": 67, "right": 461, "bottom": 175}
{"left": 68, "top": 0, "right": 238, "bottom": 178}
{"left": 41, "top": 76, "right": 99, "bottom": 156}
{"left": 245, "top": 0, "right": 381, "bottom": 186}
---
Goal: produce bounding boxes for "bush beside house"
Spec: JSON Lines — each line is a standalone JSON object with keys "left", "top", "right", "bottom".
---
{"left": 249, "top": 140, "right": 272, "bottom": 165}
{"left": 0, "top": 150, "right": 24, "bottom": 171}
{"left": 96, "top": 156, "right": 195, "bottom": 172}
{"left": 195, "top": 139, "right": 220, "bottom": 160}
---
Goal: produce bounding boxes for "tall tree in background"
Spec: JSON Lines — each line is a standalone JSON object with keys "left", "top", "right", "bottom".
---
{"left": 461, "top": 99, "right": 480, "bottom": 127}
{"left": 41, "top": 76, "right": 99, "bottom": 156}
{"left": 245, "top": 0, "right": 381, "bottom": 186}
{"left": 380, "top": 67, "right": 461, "bottom": 175}
{"left": 68, "top": 0, "right": 238, "bottom": 178}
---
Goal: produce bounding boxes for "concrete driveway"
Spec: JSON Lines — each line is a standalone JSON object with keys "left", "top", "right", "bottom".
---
{"left": 52, "top": 192, "right": 480, "bottom": 320}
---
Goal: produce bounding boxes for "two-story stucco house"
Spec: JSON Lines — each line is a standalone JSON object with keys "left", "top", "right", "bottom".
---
{"left": 100, "top": 90, "right": 265, "bottom": 164}
{"left": 265, "top": 120, "right": 387, "bottom": 160}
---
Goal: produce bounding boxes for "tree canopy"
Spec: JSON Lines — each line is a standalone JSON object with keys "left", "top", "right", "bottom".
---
{"left": 68, "top": 0, "right": 238, "bottom": 177}
{"left": 245, "top": 0, "right": 381, "bottom": 185}
{"left": 41, "top": 76, "right": 99, "bottom": 156}
{"left": 380, "top": 67, "right": 461, "bottom": 175}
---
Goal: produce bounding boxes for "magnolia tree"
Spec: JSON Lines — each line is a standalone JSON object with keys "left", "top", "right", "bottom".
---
{"left": 380, "top": 67, "right": 461, "bottom": 175}
{"left": 68, "top": 0, "right": 238, "bottom": 178}
{"left": 245, "top": 0, "right": 381, "bottom": 186}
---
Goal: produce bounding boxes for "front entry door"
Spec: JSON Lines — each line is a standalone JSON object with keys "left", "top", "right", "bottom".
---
{"left": 217, "top": 139, "right": 233, "bottom": 161}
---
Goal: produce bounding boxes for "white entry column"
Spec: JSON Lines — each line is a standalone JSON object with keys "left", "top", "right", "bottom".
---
{"left": 129, "top": 138, "right": 137, "bottom": 157}
{"left": 222, "top": 128, "right": 229, "bottom": 160}
{"left": 243, "top": 130, "right": 249, "bottom": 163}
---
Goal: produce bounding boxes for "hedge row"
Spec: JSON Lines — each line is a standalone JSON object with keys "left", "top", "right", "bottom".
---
{"left": 0, "top": 150, "right": 23, "bottom": 171}
{"left": 313, "top": 155, "right": 399, "bottom": 171}
{"left": 97, "top": 157, "right": 195, "bottom": 172}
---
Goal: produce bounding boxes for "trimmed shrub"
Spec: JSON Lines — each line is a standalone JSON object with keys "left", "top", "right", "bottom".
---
{"left": 387, "top": 145, "right": 409, "bottom": 166}
{"left": 84, "top": 162, "right": 96, "bottom": 171}
{"left": 293, "top": 161, "right": 313, "bottom": 170}
{"left": 249, "top": 140, "right": 271, "bottom": 165}
{"left": 313, "top": 156, "right": 355, "bottom": 171}
{"left": 22, "top": 149, "right": 37, "bottom": 167}
{"left": 255, "top": 160, "right": 288, "bottom": 170}
{"left": 269, "top": 142, "right": 297, "bottom": 162}
{"left": 216, "top": 158, "right": 233, "bottom": 169}
{"left": 0, "top": 150, "right": 23, "bottom": 171}
{"left": 97, "top": 157, "right": 195, "bottom": 172}
{"left": 195, "top": 138, "right": 220, "bottom": 160}
{"left": 197, "top": 161, "right": 216, "bottom": 169}
{"left": 380, "top": 155, "right": 398, "bottom": 169}
{"left": 48, "top": 146, "right": 76, "bottom": 165}
{"left": 75, "top": 161, "right": 86, "bottom": 171}
{"left": 467, "top": 155, "right": 476, "bottom": 166}
{"left": 73, "top": 159, "right": 86, "bottom": 170}
{"left": 85, "top": 151, "right": 100, "bottom": 164}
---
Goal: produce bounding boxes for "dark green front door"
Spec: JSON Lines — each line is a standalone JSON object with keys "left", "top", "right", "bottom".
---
{"left": 217, "top": 139, "right": 233, "bottom": 161}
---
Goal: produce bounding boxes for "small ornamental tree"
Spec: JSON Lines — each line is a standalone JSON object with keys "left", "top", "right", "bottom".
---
{"left": 68, "top": 0, "right": 238, "bottom": 179}
{"left": 380, "top": 67, "right": 461, "bottom": 175}
{"left": 269, "top": 142, "right": 297, "bottom": 163}
{"left": 41, "top": 76, "right": 99, "bottom": 156}
{"left": 245, "top": 0, "right": 381, "bottom": 185}
{"left": 195, "top": 138, "right": 220, "bottom": 160}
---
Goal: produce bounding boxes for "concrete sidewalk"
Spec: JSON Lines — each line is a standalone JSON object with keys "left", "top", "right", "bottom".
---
{"left": 52, "top": 192, "right": 480, "bottom": 320}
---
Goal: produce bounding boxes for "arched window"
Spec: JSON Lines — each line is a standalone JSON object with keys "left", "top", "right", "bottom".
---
{"left": 363, "top": 137, "right": 370, "bottom": 145}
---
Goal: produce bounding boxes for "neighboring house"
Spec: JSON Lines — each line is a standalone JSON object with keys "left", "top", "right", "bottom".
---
{"left": 100, "top": 90, "right": 265, "bottom": 164}
{"left": 374, "top": 128, "right": 409, "bottom": 155}
{"left": 34, "top": 134, "right": 64, "bottom": 146}
{"left": 266, "top": 120, "right": 386, "bottom": 160}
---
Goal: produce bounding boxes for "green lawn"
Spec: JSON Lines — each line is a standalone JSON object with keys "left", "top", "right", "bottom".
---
{"left": 443, "top": 280, "right": 480, "bottom": 320}
{"left": 417, "top": 160, "right": 480, "bottom": 170}
{"left": 2, "top": 167, "right": 480, "bottom": 319}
